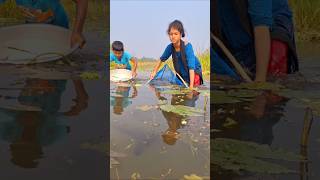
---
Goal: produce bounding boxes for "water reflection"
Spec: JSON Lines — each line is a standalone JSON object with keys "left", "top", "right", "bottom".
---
{"left": 151, "top": 85, "right": 200, "bottom": 145}
{"left": 110, "top": 82, "right": 138, "bottom": 115}
{"left": 110, "top": 80, "right": 210, "bottom": 179}
{"left": 213, "top": 91, "right": 288, "bottom": 144}
{"left": 212, "top": 90, "right": 291, "bottom": 179}
{"left": 0, "top": 78, "right": 88, "bottom": 168}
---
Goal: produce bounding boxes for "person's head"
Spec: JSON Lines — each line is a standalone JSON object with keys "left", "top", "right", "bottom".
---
{"left": 112, "top": 41, "right": 124, "bottom": 59}
{"left": 167, "top": 20, "right": 185, "bottom": 44}
{"left": 113, "top": 97, "right": 124, "bottom": 115}
{"left": 162, "top": 130, "right": 179, "bottom": 145}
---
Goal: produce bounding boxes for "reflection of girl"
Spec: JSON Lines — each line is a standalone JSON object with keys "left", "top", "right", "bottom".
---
{"left": 151, "top": 86, "right": 199, "bottom": 145}
{"left": 0, "top": 78, "right": 88, "bottom": 168}
{"left": 150, "top": 20, "right": 203, "bottom": 89}
{"left": 213, "top": 91, "right": 288, "bottom": 145}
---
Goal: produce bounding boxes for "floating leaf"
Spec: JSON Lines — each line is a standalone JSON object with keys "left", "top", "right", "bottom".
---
{"left": 232, "top": 82, "right": 285, "bottom": 91}
{"left": 160, "top": 105, "right": 204, "bottom": 116}
{"left": 80, "top": 142, "right": 107, "bottom": 153}
{"left": 183, "top": 174, "right": 203, "bottom": 180}
{"left": 222, "top": 117, "right": 238, "bottom": 128}
{"left": 212, "top": 138, "right": 304, "bottom": 174}
{"left": 158, "top": 99, "right": 167, "bottom": 105}
{"left": 80, "top": 72, "right": 100, "bottom": 80}
{"left": 212, "top": 91, "right": 242, "bottom": 104}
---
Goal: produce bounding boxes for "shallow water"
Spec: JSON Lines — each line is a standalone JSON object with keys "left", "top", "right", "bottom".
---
{"left": 110, "top": 74, "right": 210, "bottom": 179}
{"left": 0, "top": 78, "right": 107, "bottom": 180}
{"left": 212, "top": 43, "right": 320, "bottom": 180}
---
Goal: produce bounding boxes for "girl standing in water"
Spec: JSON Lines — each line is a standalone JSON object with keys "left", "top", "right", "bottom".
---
{"left": 150, "top": 20, "right": 203, "bottom": 89}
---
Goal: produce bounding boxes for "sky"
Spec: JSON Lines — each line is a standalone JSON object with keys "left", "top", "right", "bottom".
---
{"left": 110, "top": 0, "right": 210, "bottom": 59}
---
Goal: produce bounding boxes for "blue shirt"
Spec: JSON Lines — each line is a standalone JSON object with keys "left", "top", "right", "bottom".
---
{"left": 0, "top": 0, "right": 69, "bottom": 28}
{"left": 110, "top": 51, "right": 133, "bottom": 70}
{"left": 160, "top": 43, "right": 202, "bottom": 83}
{"left": 217, "top": 0, "right": 293, "bottom": 72}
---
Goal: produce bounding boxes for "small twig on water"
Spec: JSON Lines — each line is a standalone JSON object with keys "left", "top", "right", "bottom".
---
{"left": 7, "top": 46, "right": 33, "bottom": 54}
{"left": 115, "top": 167, "right": 120, "bottom": 180}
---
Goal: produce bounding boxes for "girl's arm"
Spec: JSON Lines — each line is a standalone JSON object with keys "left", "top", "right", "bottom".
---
{"left": 189, "top": 69, "right": 195, "bottom": 89}
{"left": 70, "top": 0, "right": 88, "bottom": 48}
{"left": 130, "top": 57, "right": 138, "bottom": 77}
{"left": 254, "top": 26, "right": 270, "bottom": 82}
{"left": 150, "top": 60, "right": 162, "bottom": 80}
{"left": 248, "top": 0, "right": 272, "bottom": 82}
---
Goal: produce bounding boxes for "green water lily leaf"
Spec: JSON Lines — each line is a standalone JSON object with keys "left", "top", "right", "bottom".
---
{"left": 183, "top": 174, "right": 204, "bottom": 180}
{"left": 212, "top": 91, "right": 242, "bottom": 104}
{"left": 198, "top": 89, "right": 210, "bottom": 97}
{"left": 232, "top": 82, "right": 285, "bottom": 91}
{"left": 161, "top": 89, "right": 192, "bottom": 95}
{"left": 158, "top": 99, "right": 167, "bottom": 105}
{"left": 80, "top": 142, "right": 107, "bottom": 153}
{"left": 212, "top": 138, "right": 304, "bottom": 174}
{"left": 160, "top": 104, "right": 204, "bottom": 116}
{"left": 222, "top": 117, "right": 238, "bottom": 128}
{"left": 227, "top": 89, "right": 260, "bottom": 98}
{"left": 80, "top": 72, "right": 100, "bottom": 80}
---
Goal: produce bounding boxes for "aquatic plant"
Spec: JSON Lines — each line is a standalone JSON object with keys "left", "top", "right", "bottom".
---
{"left": 80, "top": 71, "right": 100, "bottom": 80}
{"left": 159, "top": 104, "right": 204, "bottom": 116}
{"left": 289, "top": 0, "right": 320, "bottom": 41}
{"left": 212, "top": 138, "right": 304, "bottom": 174}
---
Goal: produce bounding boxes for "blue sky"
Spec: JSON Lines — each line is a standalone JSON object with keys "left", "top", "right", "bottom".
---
{"left": 110, "top": 0, "right": 210, "bottom": 59}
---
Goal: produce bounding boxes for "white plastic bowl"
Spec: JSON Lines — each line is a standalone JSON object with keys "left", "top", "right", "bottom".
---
{"left": 0, "top": 24, "right": 79, "bottom": 64}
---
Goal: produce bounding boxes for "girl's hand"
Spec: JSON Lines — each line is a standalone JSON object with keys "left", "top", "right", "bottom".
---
{"left": 71, "top": 31, "right": 86, "bottom": 48}
{"left": 150, "top": 71, "right": 156, "bottom": 80}
{"left": 132, "top": 71, "right": 137, "bottom": 78}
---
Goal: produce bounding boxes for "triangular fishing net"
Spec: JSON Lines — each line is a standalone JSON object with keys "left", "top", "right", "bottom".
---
{"left": 211, "top": 48, "right": 240, "bottom": 80}
{"left": 150, "top": 64, "right": 184, "bottom": 86}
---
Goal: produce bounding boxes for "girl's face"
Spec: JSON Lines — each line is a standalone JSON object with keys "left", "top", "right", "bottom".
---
{"left": 169, "top": 28, "right": 181, "bottom": 44}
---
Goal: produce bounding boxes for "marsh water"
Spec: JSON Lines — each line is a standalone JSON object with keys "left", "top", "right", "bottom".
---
{"left": 0, "top": 78, "right": 107, "bottom": 180}
{"left": 110, "top": 73, "right": 210, "bottom": 179}
{"left": 0, "top": 23, "right": 108, "bottom": 179}
{"left": 212, "top": 42, "right": 320, "bottom": 180}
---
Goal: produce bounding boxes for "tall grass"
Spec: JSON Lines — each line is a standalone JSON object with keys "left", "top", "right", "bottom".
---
{"left": 289, "top": 0, "right": 320, "bottom": 41}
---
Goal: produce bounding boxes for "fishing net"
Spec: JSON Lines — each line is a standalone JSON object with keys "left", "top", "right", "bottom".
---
{"left": 150, "top": 64, "right": 184, "bottom": 86}
{"left": 211, "top": 48, "right": 239, "bottom": 80}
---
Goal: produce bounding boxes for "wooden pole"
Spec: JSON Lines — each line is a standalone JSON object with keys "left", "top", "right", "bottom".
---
{"left": 211, "top": 32, "right": 253, "bottom": 82}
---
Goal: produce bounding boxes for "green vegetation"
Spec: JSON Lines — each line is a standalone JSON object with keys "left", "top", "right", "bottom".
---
{"left": 135, "top": 49, "right": 210, "bottom": 80}
{"left": 212, "top": 138, "right": 304, "bottom": 174}
{"left": 289, "top": 0, "right": 320, "bottom": 41}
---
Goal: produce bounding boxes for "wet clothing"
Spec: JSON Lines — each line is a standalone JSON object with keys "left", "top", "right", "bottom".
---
{"left": 160, "top": 41, "right": 203, "bottom": 85}
{"left": 0, "top": 0, "right": 69, "bottom": 28}
{"left": 211, "top": 0, "right": 298, "bottom": 77}
{"left": 110, "top": 51, "right": 133, "bottom": 70}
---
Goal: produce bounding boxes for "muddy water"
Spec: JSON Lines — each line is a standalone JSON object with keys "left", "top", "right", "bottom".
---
{"left": 212, "top": 43, "right": 320, "bottom": 180}
{"left": 110, "top": 74, "right": 210, "bottom": 179}
{"left": 0, "top": 78, "right": 107, "bottom": 180}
